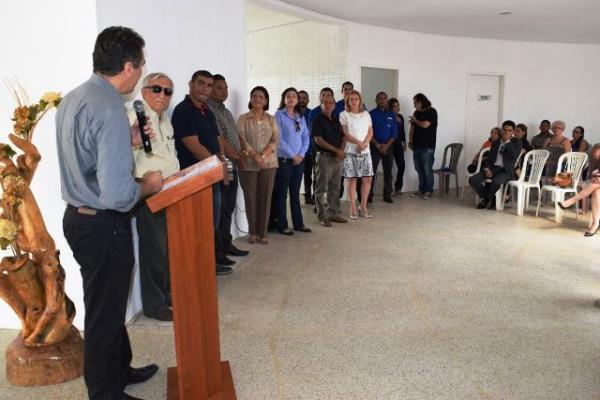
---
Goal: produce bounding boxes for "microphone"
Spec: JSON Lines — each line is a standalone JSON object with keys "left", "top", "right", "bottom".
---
{"left": 133, "top": 100, "right": 152, "bottom": 153}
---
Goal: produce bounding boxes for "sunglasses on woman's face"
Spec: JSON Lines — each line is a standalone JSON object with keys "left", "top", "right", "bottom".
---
{"left": 144, "top": 85, "right": 173, "bottom": 96}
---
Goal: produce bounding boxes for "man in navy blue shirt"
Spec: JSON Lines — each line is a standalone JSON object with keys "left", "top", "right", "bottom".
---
{"left": 369, "top": 92, "right": 397, "bottom": 203}
{"left": 298, "top": 90, "right": 314, "bottom": 205}
{"left": 171, "top": 70, "right": 232, "bottom": 275}
{"left": 335, "top": 81, "right": 353, "bottom": 116}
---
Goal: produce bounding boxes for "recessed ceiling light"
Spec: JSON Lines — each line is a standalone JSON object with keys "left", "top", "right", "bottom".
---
{"left": 499, "top": 10, "right": 513, "bottom": 15}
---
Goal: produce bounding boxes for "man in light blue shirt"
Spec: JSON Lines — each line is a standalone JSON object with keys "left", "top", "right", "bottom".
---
{"left": 57, "top": 26, "right": 162, "bottom": 400}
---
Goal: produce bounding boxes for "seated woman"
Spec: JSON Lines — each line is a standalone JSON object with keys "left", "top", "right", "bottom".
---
{"left": 543, "top": 120, "right": 571, "bottom": 178}
{"left": 513, "top": 123, "right": 532, "bottom": 178}
{"left": 467, "top": 127, "right": 500, "bottom": 174}
{"left": 571, "top": 125, "right": 589, "bottom": 153}
{"left": 559, "top": 144, "right": 600, "bottom": 236}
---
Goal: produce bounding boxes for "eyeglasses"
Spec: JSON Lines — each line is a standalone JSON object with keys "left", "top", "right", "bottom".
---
{"left": 144, "top": 85, "right": 173, "bottom": 96}
{"left": 295, "top": 119, "right": 301, "bottom": 132}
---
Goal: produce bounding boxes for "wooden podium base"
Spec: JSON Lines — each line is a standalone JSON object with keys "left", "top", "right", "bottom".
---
{"left": 167, "top": 361, "right": 236, "bottom": 400}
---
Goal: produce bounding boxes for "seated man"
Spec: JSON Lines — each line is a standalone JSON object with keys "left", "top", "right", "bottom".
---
{"left": 469, "top": 120, "right": 522, "bottom": 210}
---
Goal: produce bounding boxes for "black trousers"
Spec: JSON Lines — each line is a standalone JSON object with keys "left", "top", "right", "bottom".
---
{"left": 215, "top": 171, "right": 238, "bottom": 256}
{"left": 468, "top": 165, "right": 510, "bottom": 202}
{"left": 63, "top": 205, "right": 133, "bottom": 400}
{"left": 303, "top": 144, "right": 315, "bottom": 201}
{"left": 393, "top": 141, "right": 405, "bottom": 192}
{"left": 135, "top": 202, "right": 170, "bottom": 315}
{"left": 369, "top": 144, "right": 394, "bottom": 199}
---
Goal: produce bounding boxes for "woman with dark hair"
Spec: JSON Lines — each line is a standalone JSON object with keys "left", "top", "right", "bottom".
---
{"left": 571, "top": 126, "right": 589, "bottom": 152}
{"left": 272, "top": 87, "right": 311, "bottom": 235}
{"left": 560, "top": 144, "right": 600, "bottom": 236}
{"left": 514, "top": 123, "right": 532, "bottom": 152}
{"left": 237, "top": 86, "right": 279, "bottom": 244}
{"left": 409, "top": 93, "right": 438, "bottom": 199}
{"left": 388, "top": 98, "right": 406, "bottom": 194}
{"left": 467, "top": 127, "right": 500, "bottom": 174}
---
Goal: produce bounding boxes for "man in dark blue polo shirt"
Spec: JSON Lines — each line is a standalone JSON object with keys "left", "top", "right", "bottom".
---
{"left": 171, "top": 70, "right": 232, "bottom": 275}
{"left": 298, "top": 90, "right": 314, "bottom": 205}
{"left": 369, "top": 91, "right": 398, "bottom": 203}
{"left": 335, "top": 81, "right": 353, "bottom": 116}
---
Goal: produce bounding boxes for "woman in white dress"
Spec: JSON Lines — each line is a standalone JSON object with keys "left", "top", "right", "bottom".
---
{"left": 339, "top": 90, "right": 374, "bottom": 219}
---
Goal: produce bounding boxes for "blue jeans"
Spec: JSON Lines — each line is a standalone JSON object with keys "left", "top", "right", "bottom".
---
{"left": 274, "top": 158, "right": 305, "bottom": 230}
{"left": 413, "top": 148, "right": 435, "bottom": 193}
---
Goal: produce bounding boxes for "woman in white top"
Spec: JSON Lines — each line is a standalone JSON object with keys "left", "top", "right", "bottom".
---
{"left": 340, "top": 90, "right": 374, "bottom": 219}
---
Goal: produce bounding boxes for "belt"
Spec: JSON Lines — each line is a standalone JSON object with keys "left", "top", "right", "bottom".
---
{"left": 278, "top": 157, "right": 293, "bottom": 163}
{"left": 67, "top": 204, "right": 129, "bottom": 217}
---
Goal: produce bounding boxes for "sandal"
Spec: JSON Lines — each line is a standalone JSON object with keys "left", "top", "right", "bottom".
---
{"left": 248, "top": 234, "right": 256, "bottom": 244}
{"left": 259, "top": 236, "right": 269, "bottom": 244}
{"left": 359, "top": 209, "right": 373, "bottom": 218}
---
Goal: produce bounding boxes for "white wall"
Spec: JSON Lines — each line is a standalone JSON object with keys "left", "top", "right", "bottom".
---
{"left": 0, "top": 0, "right": 98, "bottom": 329}
{"left": 347, "top": 23, "right": 600, "bottom": 191}
{"left": 0, "top": 0, "right": 248, "bottom": 329}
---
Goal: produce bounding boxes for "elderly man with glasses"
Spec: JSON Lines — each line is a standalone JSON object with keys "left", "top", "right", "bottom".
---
{"left": 128, "top": 72, "right": 180, "bottom": 321}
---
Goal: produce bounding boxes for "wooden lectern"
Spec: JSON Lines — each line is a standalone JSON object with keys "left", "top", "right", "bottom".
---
{"left": 146, "top": 156, "right": 236, "bottom": 400}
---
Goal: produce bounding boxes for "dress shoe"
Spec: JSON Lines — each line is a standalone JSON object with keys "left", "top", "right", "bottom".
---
{"left": 123, "top": 393, "right": 145, "bottom": 400}
{"left": 476, "top": 200, "right": 488, "bottom": 209}
{"left": 294, "top": 226, "right": 312, "bottom": 232}
{"left": 277, "top": 228, "right": 294, "bottom": 235}
{"left": 216, "top": 255, "right": 236, "bottom": 266}
{"left": 319, "top": 218, "right": 332, "bottom": 227}
{"left": 487, "top": 200, "right": 496, "bottom": 210}
{"left": 226, "top": 245, "right": 249, "bottom": 257}
{"left": 144, "top": 307, "right": 172, "bottom": 322}
{"left": 329, "top": 215, "right": 348, "bottom": 223}
{"left": 216, "top": 265, "right": 233, "bottom": 275}
{"left": 165, "top": 294, "right": 172, "bottom": 308}
{"left": 383, "top": 196, "right": 394, "bottom": 203}
{"left": 125, "top": 364, "right": 158, "bottom": 386}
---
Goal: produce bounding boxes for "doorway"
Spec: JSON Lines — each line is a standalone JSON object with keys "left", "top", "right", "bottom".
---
{"left": 360, "top": 67, "right": 398, "bottom": 110}
{"left": 464, "top": 74, "right": 504, "bottom": 172}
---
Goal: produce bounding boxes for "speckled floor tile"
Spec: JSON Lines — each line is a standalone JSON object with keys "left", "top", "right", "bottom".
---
{"left": 0, "top": 194, "right": 598, "bottom": 399}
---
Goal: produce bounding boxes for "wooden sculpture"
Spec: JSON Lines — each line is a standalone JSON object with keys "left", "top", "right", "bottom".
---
{"left": 0, "top": 87, "right": 83, "bottom": 386}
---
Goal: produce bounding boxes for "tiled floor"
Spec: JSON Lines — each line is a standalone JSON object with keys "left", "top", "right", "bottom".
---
{"left": 0, "top": 194, "right": 599, "bottom": 399}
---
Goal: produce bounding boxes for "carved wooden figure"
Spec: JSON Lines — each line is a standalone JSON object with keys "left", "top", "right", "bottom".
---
{"left": 0, "top": 133, "right": 82, "bottom": 386}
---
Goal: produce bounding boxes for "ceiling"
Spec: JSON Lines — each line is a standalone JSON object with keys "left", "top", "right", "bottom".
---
{"left": 246, "top": 2, "right": 304, "bottom": 32}
{"left": 279, "top": 0, "right": 600, "bottom": 44}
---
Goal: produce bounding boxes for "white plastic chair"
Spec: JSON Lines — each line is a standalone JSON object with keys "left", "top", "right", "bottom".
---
{"left": 495, "top": 149, "right": 526, "bottom": 211}
{"left": 535, "top": 152, "right": 588, "bottom": 222}
{"left": 462, "top": 147, "right": 489, "bottom": 203}
{"left": 502, "top": 150, "right": 549, "bottom": 216}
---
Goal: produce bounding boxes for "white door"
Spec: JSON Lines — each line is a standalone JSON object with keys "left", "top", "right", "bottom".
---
{"left": 464, "top": 74, "right": 502, "bottom": 173}
{"left": 360, "top": 67, "right": 398, "bottom": 110}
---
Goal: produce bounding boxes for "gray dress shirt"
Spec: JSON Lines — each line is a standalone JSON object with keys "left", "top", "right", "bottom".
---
{"left": 56, "top": 74, "right": 141, "bottom": 212}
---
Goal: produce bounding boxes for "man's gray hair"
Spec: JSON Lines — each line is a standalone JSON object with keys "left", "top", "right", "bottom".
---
{"left": 142, "top": 72, "right": 173, "bottom": 87}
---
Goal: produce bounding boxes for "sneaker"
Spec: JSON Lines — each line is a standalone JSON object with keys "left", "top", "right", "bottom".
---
{"left": 216, "top": 265, "right": 233, "bottom": 275}
{"left": 422, "top": 192, "right": 432, "bottom": 200}
{"left": 410, "top": 191, "right": 423, "bottom": 198}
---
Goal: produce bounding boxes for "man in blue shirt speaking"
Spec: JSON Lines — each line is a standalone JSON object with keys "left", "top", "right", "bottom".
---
{"left": 369, "top": 92, "right": 398, "bottom": 203}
